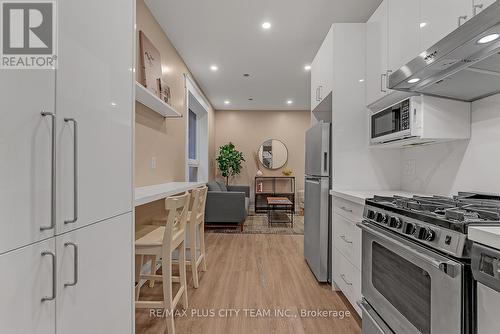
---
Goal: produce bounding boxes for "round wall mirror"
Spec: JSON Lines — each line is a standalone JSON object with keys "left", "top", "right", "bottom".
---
{"left": 258, "top": 139, "right": 288, "bottom": 170}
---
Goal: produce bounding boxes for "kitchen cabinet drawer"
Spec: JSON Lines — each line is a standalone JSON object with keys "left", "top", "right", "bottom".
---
{"left": 333, "top": 248, "right": 362, "bottom": 316}
{"left": 332, "top": 196, "right": 364, "bottom": 222}
{"left": 333, "top": 213, "right": 362, "bottom": 270}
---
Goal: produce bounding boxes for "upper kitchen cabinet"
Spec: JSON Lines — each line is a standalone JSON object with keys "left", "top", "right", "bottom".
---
{"left": 56, "top": 0, "right": 134, "bottom": 234}
{"left": 387, "top": 0, "right": 421, "bottom": 73}
{"left": 420, "top": 0, "right": 472, "bottom": 52}
{"left": 0, "top": 70, "right": 56, "bottom": 254}
{"left": 366, "top": 0, "right": 389, "bottom": 106}
{"left": 311, "top": 25, "right": 334, "bottom": 111}
{"left": 473, "top": 0, "right": 497, "bottom": 15}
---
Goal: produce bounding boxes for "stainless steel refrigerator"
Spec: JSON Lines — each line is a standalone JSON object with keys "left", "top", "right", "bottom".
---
{"left": 304, "top": 121, "right": 331, "bottom": 282}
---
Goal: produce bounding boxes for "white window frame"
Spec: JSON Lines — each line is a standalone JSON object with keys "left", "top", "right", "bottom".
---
{"left": 184, "top": 74, "right": 210, "bottom": 182}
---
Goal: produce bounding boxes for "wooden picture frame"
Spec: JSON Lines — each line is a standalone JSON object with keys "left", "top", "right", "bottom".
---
{"left": 138, "top": 31, "right": 162, "bottom": 97}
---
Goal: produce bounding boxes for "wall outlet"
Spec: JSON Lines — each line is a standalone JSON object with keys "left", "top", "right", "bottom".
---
{"left": 403, "top": 159, "right": 416, "bottom": 176}
{"left": 151, "top": 156, "right": 157, "bottom": 169}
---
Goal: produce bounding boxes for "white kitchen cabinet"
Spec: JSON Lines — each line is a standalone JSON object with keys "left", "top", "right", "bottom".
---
{"left": 366, "top": 0, "right": 389, "bottom": 106}
{"left": 331, "top": 195, "right": 363, "bottom": 316}
{"left": 0, "top": 238, "right": 56, "bottom": 334}
{"left": 420, "top": 0, "right": 472, "bottom": 52}
{"left": 387, "top": 0, "right": 421, "bottom": 73}
{"left": 311, "top": 25, "right": 333, "bottom": 111}
{"left": 0, "top": 71, "right": 56, "bottom": 254}
{"left": 56, "top": 213, "right": 133, "bottom": 334}
{"left": 473, "top": 0, "right": 497, "bottom": 15}
{"left": 56, "top": 0, "right": 134, "bottom": 234}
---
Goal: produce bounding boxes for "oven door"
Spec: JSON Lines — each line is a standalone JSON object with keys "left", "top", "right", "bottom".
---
{"left": 359, "top": 222, "right": 464, "bottom": 334}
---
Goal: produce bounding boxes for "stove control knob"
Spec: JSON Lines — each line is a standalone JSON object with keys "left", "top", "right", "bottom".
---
{"left": 388, "top": 217, "right": 402, "bottom": 229}
{"left": 375, "top": 212, "right": 387, "bottom": 224}
{"left": 403, "top": 223, "right": 416, "bottom": 235}
{"left": 366, "top": 210, "right": 375, "bottom": 220}
{"left": 425, "top": 228, "right": 436, "bottom": 241}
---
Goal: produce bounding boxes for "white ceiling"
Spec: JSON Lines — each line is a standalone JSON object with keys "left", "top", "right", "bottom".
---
{"left": 145, "top": 0, "right": 381, "bottom": 110}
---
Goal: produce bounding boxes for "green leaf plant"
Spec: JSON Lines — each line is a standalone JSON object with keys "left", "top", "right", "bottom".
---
{"left": 216, "top": 142, "right": 245, "bottom": 185}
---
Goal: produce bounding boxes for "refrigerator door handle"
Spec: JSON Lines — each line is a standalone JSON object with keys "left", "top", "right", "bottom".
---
{"left": 323, "top": 152, "right": 328, "bottom": 173}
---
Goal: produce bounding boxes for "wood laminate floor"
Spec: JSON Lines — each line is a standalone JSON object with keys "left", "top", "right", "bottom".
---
{"left": 135, "top": 233, "right": 361, "bottom": 334}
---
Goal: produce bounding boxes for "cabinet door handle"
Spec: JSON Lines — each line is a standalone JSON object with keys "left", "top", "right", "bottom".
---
{"left": 64, "top": 242, "right": 79, "bottom": 287}
{"left": 458, "top": 15, "right": 468, "bottom": 27}
{"left": 64, "top": 118, "right": 78, "bottom": 224}
{"left": 473, "top": 3, "right": 483, "bottom": 16}
{"left": 340, "top": 274, "right": 353, "bottom": 286}
{"left": 380, "top": 73, "right": 387, "bottom": 93}
{"left": 41, "top": 251, "right": 56, "bottom": 302}
{"left": 340, "top": 206, "right": 353, "bottom": 213}
{"left": 340, "top": 235, "right": 353, "bottom": 244}
{"left": 40, "top": 111, "right": 56, "bottom": 231}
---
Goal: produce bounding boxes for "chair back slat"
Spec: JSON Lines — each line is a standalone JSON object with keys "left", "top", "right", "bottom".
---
{"left": 162, "top": 192, "right": 190, "bottom": 244}
{"left": 190, "top": 186, "right": 208, "bottom": 224}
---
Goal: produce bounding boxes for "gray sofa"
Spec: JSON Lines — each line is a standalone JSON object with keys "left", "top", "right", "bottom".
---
{"left": 205, "top": 181, "right": 250, "bottom": 230}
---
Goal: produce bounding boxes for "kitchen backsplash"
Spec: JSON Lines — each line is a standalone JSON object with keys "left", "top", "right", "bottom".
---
{"left": 400, "top": 93, "right": 500, "bottom": 195}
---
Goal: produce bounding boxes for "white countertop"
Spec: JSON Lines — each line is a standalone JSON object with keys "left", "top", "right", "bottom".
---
{"left": 469, "top": 226, "right": 500, "bottom": 250}
{"left": 330, "top": 189, "right": 429, "bottom": 206}
{"left": 135, "top": 182, "right": 205, "bottom": 206}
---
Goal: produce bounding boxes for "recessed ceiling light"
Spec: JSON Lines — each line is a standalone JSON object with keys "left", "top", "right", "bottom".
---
{"left": 110, "top": 102, "right": 117, "bottom": 106}
{"left": 210, "top": 65, "right": 218, "bottom": 71}
{"left": 304, "top": 65, "right": 311, "bottom": 71}
{"left": 286, "top": 99, "right": 293, "bottom": 104}
{"left": 358, "top": 78, "right": 365, "bottom": 83}
{"left": 224, "top": 100, "right": 230, "bottom": 105}
{"left": 408, "top": 78, "right": 420, "bottom": 84}
{"left": 477, "top": 33, "right": 500, "bottom": 44}
{"left": 262, "top": 22, "right": 272, "bottom": 29}
{"left": 419, "top": 22, "right": 427, "bottom": 28}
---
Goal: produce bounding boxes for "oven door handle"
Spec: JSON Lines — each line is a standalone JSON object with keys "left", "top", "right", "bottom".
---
{"left": 358, "top": 222, "right": 460, "bottom": 278}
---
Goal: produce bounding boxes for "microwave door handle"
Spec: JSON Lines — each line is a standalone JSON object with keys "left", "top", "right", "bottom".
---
{"left": 358, "top": 222, "right": 460, "bottom": 278}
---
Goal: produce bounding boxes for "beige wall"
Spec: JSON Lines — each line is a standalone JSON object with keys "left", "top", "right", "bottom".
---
{"left": 135, "top": 0, "right": 215, "bottom": 225}
{"left": 135, "top": 0, "right": 215, "bottom": 187}
{"left": 214, "top": 110, "right": 310, "bottom": 209}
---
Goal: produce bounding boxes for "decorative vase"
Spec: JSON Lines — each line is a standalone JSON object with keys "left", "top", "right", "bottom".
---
{"left": 256, "top": 169, "right": 263, "bottom": 176}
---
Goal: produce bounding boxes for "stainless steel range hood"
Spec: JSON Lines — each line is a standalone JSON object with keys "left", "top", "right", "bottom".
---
{"left": 388, "top": 1, "right": 500, "bottom": 102}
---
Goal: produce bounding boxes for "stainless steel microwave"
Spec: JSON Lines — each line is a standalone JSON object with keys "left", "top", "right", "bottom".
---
{"left": 369, "top": 95, "right": 471, "bottom": 147}
{"left": 370, "top": 98, "right": 413, "bottom": 144}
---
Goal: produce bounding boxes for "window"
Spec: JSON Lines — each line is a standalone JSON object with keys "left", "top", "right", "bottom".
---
{"left": 185, "top": 75, "right": 209, "bottom": 183}
{"left": 188, "top": 109, "right": 198, "bottom": 181}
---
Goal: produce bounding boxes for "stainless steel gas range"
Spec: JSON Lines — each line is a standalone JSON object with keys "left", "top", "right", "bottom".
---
{"left": 358, "top": 192, "right": 500, "bottom": 334}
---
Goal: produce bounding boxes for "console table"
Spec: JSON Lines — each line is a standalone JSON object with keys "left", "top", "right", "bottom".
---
{"left": 254, "top": 176, "right": 295, "bottom": 213}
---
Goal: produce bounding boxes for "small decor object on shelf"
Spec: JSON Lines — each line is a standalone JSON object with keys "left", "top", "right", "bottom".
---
{"left": 282, "top": 167, "right": 293, "bottom": 176}
{"left": 139, "top": 31, "right": 162, "bottom": 97}
{"left": 253, "top": 151, "right": 263, "bottom": 176}
{"left": 216, "top": 142, "right": 245, "bottom": 186}
{"left": 159, "top": 80, "right": 172, "bottom": 106}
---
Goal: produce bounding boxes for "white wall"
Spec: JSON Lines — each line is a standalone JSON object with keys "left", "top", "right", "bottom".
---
{"left": 400, "top": 93, "right": 500, "bottom": 195}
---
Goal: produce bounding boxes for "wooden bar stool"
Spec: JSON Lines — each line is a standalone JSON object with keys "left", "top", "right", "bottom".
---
{"left": 186, "top": 186, "right": 208, "bottom": 288}
{"left": 135, "top": 192, "right": 190, "bottom": 334}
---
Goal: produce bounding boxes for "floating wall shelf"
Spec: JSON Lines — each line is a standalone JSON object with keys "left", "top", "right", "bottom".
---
{"left": 135, "top": 82, "right": 182, "bottom": 118}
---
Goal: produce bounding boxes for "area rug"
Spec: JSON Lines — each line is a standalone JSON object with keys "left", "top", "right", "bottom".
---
{"left": 205, "top": 214, "right": 304, "bottom": 235}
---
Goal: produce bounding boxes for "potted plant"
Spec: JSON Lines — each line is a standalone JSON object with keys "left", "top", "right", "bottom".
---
{"left": 216, "top": 142, "right": 245, "bottom": 185}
